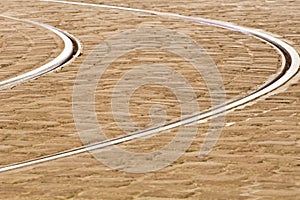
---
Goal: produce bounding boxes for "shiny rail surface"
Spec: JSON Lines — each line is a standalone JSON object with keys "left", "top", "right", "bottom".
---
{"left": 0, "top": 1, "right": 299, "bottom": 173}
{"left": 0, "top": 14, "right": 81, "bottom": 90}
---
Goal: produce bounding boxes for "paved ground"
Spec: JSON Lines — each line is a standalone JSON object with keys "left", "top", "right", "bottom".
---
{"left": 0, "top": 0, "right": 299, "bottom": 199}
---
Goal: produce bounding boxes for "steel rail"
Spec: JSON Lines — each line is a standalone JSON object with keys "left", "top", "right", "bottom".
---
{"left": 0, "top": 14, "right": 81, "bottom": 90}
{"left": 0, "top": 0, "right": 299, "bottom": 173}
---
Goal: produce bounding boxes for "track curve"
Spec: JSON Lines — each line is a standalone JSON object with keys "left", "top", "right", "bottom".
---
{"left": 0, "top": 0, "right": 299, "bottom": 173}
{"left": 0, "top": 14, "right": 81, "bottom": 90}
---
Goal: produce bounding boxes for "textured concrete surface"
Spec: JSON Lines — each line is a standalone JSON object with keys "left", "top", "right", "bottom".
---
{"left": 0, "top": 0, "right": 299, "bottom": 199}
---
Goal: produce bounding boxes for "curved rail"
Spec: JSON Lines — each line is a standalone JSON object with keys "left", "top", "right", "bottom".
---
{"left": 0, "top": 0, "right": 299, "bottom": 173}
{"left": 0, "top": 15, "right": 81, "bottom": 90}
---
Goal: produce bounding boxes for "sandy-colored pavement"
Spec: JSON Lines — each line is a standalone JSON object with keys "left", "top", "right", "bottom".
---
{"left": 0, "top": 0, "right": 299, "bottom": 199}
